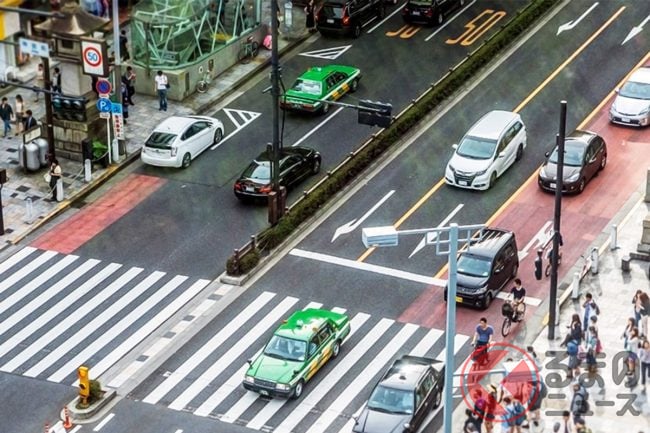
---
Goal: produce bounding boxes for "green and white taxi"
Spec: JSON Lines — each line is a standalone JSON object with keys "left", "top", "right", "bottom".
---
{"left": 243, "top": 308, "right": 351, "bottom": 399}
{"left": 280, "top": 65, "right": 362, "bottom": 114}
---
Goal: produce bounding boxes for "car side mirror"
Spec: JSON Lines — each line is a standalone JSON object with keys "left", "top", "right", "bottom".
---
{"left": 544, "top": 151, "right": 550, "bottom": 157}
{"left": 498, "top": 151, "right": 505, "bottom": 158}
{"left": 247, "top": 359, "right": 252, "bottom": 366}
{"left": 452, "top": 143, "right": 458, "bottom": 150}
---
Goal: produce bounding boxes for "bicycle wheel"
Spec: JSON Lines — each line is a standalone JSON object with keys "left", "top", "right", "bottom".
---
{"left": 238, "top": 46, "right": 251, "bottom": 64}
{"left": 196, "top": 80, "right": 207, "bottom": 94}
{"left": 250, "top": 41, "right": 259, "bottom": 58}
{"left": 501, "top": 317, "right": 512, "bottom": 337}
{"left": 544, "top": 262, "right": 551, "bottom": 277}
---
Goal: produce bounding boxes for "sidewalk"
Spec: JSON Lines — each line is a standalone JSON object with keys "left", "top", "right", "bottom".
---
{"left": 448, "top": 178, "right": 650, "bottom": 433}
{"left": 0, "top": 15, "right": 310, "bottom": 251}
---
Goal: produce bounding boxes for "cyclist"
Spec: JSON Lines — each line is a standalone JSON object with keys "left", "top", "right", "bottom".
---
{"left": 545, "top": 232, "right": 564, "bottom": 267}
{"left": 509, "top": 278, "right": 526, "bottom": 322}
{"left": 471, "top": 317, "right": 494, "bottom": 366}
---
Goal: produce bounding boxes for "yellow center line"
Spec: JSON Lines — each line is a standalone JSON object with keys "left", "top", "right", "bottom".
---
{"left": 357, "top": 6, "right": 627, "bottom": 264}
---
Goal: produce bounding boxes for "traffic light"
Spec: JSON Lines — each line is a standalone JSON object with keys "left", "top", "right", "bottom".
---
{"left": 534, "top": 249, "right": 543, "bottom": 280}
{"left": 78, "top": 366, "right": 90, "bottom": 400}
{"left": 52, "top": 95, "right": 87, "bottom": 122}
{"left": 358, "top": 100, "right": 392, "bottom": 128}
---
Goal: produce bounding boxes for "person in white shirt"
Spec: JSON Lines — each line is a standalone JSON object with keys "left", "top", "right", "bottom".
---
{"left": 154, "top": 70, "right": 168, "bottom": 111}
{"left": 638, "top": 339, "right": 650, "bottom": 392}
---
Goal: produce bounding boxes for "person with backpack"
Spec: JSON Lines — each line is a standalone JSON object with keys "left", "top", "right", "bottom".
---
{"left": 566, "top": 338, "right": 581, "bottom": 380}
{"left": 582, "top": 293, "right": 599, "bottom": 333}
{"left": 585, "top": 326, "right": 599, "bottom": 375}
{"left": 570, "top": 381, "right": 589, "bottom": 421}
{"left": 504, "top": 396, "right": 525, "bottom": 433}
{"left": 525, "top": 379, "right": 547, "bottom": 428}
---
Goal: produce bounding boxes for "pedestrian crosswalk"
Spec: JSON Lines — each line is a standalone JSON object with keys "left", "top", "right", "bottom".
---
{"left": 132, "top": 290, "right": 472, "bottom": 433}
{"left": 0, "top": 246, "right": 211, "bottom": 384}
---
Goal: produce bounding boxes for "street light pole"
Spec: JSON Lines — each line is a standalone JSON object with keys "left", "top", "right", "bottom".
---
{"left": 362, "top": 222, "right": 484, "bottom": 433}
{"left": 270, "top": 0, "right": 281, "bottom": 195}
{"left": 548, "top": 100, "right": 567, "bottom": 340}
{"left": 42, "top": 56, "right": 55, "bottom": 160}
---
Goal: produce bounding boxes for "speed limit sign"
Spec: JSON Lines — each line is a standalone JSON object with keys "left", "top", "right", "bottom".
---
{"left": 80, "top": 38, "right": 108, "bottom": 77}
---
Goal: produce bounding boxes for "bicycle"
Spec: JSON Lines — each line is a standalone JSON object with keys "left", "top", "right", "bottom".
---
{"left": 196, "top": 71, "right": 212, "bottom": 94}
{"left": 238, "top": 35, "right": 259, "bottom": 64}
{"left": 501, "top": 300, "right": 526, "bottom": 337}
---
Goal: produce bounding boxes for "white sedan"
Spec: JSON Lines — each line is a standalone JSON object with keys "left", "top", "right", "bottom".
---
{"left": 141, "top": 115, "right": 224, "bottom": 168}
{"left": 610, "top": 66, "right": 650, "bottom": 127}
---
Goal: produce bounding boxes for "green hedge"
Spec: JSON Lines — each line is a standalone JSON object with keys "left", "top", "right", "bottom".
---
{"left": 226, "top": 0, "right": 559, "bottom": 275}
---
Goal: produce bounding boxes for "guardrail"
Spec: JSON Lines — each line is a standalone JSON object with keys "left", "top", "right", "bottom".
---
{"left": 228, "top": 0, "right": 553, "bottom": 274}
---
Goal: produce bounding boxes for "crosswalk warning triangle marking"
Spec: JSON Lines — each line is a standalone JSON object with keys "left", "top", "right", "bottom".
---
{"left": 223, "top": 108, "right": 262, "bottom": 130}
{"left": 298, "top": 45, "right": 352, "bottom": 60}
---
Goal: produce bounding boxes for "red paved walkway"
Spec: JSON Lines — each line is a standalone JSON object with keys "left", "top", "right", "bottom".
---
{"left": 31, "top": 174, "right": 166, "bottom": 254}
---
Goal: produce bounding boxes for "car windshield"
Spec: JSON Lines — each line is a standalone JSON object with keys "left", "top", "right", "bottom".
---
{"left": 456, "top": 136, "right": 497, "bottom": 160}
{"left": 321, "top": 5, "right": 343, "bottom": 19}
{"left": 264, "top": 335, "right": 308, "bottom": 362}
{"left": 291, "top": 79, "right": 322, "bottom": 96}
{"left": 145, "top": 132, "right": 176, "bottom": 149}
{"left": 457, "top": 254, "right": 491, "bottom": 278}
{"left": 619, "top": 80, "right": 650, "bottom": 100}
{"left": 409, "top": 0, "right": 433, "bottom": 6}
{"left": 368, "top": 385, "right": 414, "bottom": 415}
{"left": 549, "top": 141, "right": 584, "bottom": 167}
{"left": 242, "top": 160, "right": 271, "bottom": 181}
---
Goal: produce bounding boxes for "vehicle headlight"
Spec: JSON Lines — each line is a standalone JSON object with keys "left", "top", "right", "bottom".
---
{"left": 275, "top": 383, "right": 290, "bottom": 390}
{"left": 170, "top": 147, "right": 177, "bottom": 157}
{"left": 476, "top": 285, "right": 488, "bottom": 293}
{"left": 244, "top": 375, "right": 255, "bottom": 384}
{"left": 640, "top": 106, "right": 650, "bottom": 115}
{"left": 475, "top": 169, "right": 487, "bottom": 176}
{"left": 567, "top": 172, "right": 580, "bottom": 182}
{"left": 539, "top": 167, "right": 547, "bottom": 178}
{"left": 610, "top": 102, "right": 617, "bottom": 113}
{"left": 448, "top": 164, "right": 456, "bottom": 173}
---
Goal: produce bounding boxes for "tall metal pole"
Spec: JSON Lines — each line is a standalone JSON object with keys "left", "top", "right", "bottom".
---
{"left": 270, "top": 0, "right": 280, "bottom": 194}
{"left": 443, "top": 223, "right": 458, "bottom": 433}
{"left": 42, "top": 56, "right": 55, "bottom": 160}
{"left": 548, "top": 101, "right": 567, "bottom": 340}
{"left": 112, "top": 0, "right": 121, "bottom": 160}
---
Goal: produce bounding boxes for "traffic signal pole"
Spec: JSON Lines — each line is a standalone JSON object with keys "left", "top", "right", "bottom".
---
{"left": 42, "top": 56, "right": 56, "bottom": 160}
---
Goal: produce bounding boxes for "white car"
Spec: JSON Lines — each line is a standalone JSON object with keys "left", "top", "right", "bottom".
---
{"left": 445, "top": 110, "right": 526, "bottom": 191}
{"left": 610, "top": 66, "right": 650, "bottom": 127}
{"left": 141, "top": 115, "right": 224, "bottom": 168}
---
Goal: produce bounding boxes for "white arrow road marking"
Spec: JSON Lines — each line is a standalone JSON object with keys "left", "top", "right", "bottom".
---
{"left": 299, "top": 45, "right": 352, "bottom": 60}
{"left": 409, "top": 204, "right": 464, "bottom": 258}
{"left": 210, "top": 108, "right": 261, "bottom": 150}
{"left": 622, "top": 14, "right": 650, "bottom": 44}
{"left": 557, "top": 2, "right": 598, "bottom": 35}
{"left": 331, "top": 190, "right": 395, "bottom": 242}
{"left": 518, "top": 220, "right": 553, "bottom": 260}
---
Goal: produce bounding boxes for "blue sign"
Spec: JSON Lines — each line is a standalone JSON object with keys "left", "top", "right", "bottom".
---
{"left": 96, "top": 98, "right": 112, "bottom": 113}
{"left": 111, "top": 102, "right": 123, "bottom": 115}
{"left": 96, "top": 79, "right": 112, "bottom": 95}
{"left": 19, "top": 38, "right": 50, "bottom": 58}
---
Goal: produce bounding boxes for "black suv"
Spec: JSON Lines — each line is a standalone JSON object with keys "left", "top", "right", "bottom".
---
{"left": 402, "top": 0, "right": 464, "bottom": 26}
{"left": 444, "top": 228, "right": 519, "bottom": 309}
{"left": 354, "top": 356, "right": 444, "bottom": 433}
{"left": 317, "top": 0, "right": 385, "bottom": 38}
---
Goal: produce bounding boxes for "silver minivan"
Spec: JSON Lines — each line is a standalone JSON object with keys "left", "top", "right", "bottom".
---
{"left": 445, "top": 110, "right": 527, "bottom": 190}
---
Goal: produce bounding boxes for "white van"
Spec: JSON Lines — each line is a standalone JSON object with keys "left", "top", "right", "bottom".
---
{"left": 445, "top": 110, "right": 526, "bottom": 190}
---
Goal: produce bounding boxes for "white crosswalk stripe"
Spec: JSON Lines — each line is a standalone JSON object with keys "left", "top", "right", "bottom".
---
{"left": 132, "top": 292, "right": 472, "bottom": 433}
{"left": 0, "top": 247, "right": 215, "bottom": 386}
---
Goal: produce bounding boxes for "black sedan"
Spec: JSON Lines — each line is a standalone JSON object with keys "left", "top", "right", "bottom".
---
{"left": 354, "top": 356, "right": 443, "bottom": 433}
{"left": 538, "top": 130, "right": 607, "bottom": 194}
{"left": 234, "top": 146, "right": 322, "bottom": 201}
{"left": 402, "top": 0, "right": 464, "bottom": 26}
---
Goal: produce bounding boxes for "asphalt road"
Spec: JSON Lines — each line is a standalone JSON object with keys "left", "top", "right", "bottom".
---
{"left": 62, "top": 0, "right": 524, "bottom": 277}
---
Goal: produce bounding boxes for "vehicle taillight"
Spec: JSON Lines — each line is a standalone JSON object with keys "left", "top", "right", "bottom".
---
{"left": 260, "top": 185, "right": 272, "bottom": 194}
{"left": 342, "top": 11, "right": 349, "bottom": 25}
{"left": 424, "top": 8, "right": 433, "bottom": 17}
{"left": 402, "top": 6, "right": 409, "bottom": 13}
{"left": 234, "top": 182, "right": 242, "bottom": 191}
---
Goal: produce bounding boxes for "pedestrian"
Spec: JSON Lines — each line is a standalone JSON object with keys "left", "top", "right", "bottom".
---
{"left": 304, "top": 0, "right": 316, "bottom": 33}
{"left": 120, "top": 81, "right": 129, "bottom": 125}
{"left": 637, "top": 291, "right": 650, "bottom": 337}
{"left": 557, "top": 410, "right": 576, "bottom": 433}
{"left": 34, "top": 63, "right": 44, "bottom": 101}
{"left": 582, "top": 293, "right": 599, "bottom": 333}
{"left": 509, "top": 278, "right": 526, "bottom": 322}
{"left": 122, "top": 66, "right": 136, "bottom": 105}
{"left": 503, "top": 396, "right": 524, "bottom": 433}
{"left": 524, "top": 378, "right": 546, "bottom": 429}
{"left": 48, "top": 158, "right": 62, "bottom": 201}
{"left": 573, "top": 418, "right": 592, "bottom": 433}
{"left": 625, "top": 327, "right": 641, "bottom": 376}
{"left": 0, "top": 97, "right": 14, "bottom": 138}
{"left": 638, "top": 339, "right": 650, "bottom": 393}
{"left": 623, "top": 317, "right": 637, "bottom": 349}
{"left": 463, "top": 408, "right": 481, "bottom": 433}
{"left": 569, "top": 381, "right": 589, "bottom": 422}
{"left": 119, "top": 29, "right": 130, "bottom": 61}
{"left": 471, "top": 317, "right": 494, "bottom": 366}
{"left": 472, "top": 389, "right": 486, "bottom": 432}
{"left": 14, "top": 94, "right": 25, "bottom": 136}
{"left": 561, "top": 314, "right": 583, "bottom": 347}
{"left": 23, "top": 109, "right": 37, "bottom": 131}
{"left": 584, "top": 326, "right": 598, "bottom": 374}
{"left": 154, "top": 70, "right": 168, "bottom": 111}
{"left": 484, "top": 383, "right": 504, "bottom": 433}
{"left": 633, "top": 290, "right": 643, "bottom": 326}
{"left": 52, "top": 67, "right": 62, "bottom": 93}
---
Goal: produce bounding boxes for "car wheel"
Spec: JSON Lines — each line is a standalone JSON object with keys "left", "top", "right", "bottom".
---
{"left": 436, "top": 12, "right": 444, "bottom": 25}
{"left": 213, "top": 128, "right": 223, "bottom": 145}
{"left": 515, "top": 144, "right": 523, "bottom": 162}
{"left": 332, "top": 340, "right": 341, "bottom": 358}
{"left": 353, "top": 23, "right": 362, "bottom": 38}
{"left": 312, "top": 158, "right": 321, "bottom": 174}
{"left": 350, "top": 78, "right": 359, "bottom": 92}
{"left": 321, "top": 103, "right": 329, "bottom": 114}
{"left": 578, "top": 178, "right": 586, "bottom": 193}
{"left": 181, "top": 153, "right": 191, "bottom": 169}
{"left": 489, "top": 172, "right": 497, "bottom": 189}
{"left": 433, "top": 389, "right": 442, "bottom": 408}
{"left": 292, "top": 380, "right": 304, "bottom": 399}
{"left": 599, "top": 154, "right": 607, "bottom": 171}
{"left": 483, "top": 293, "right": 493, "bottom": 310}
